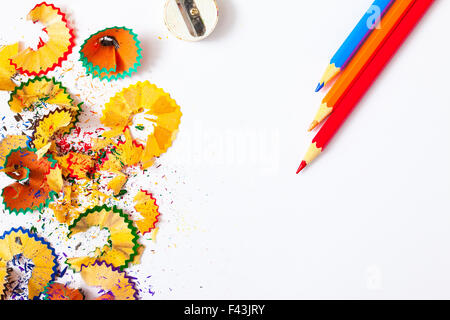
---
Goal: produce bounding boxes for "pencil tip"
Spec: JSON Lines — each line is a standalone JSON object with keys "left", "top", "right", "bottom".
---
{"left": 308, "top": 121, "right": 318, "bottom": 132}
{"left": 315, "top": 83, "right": 324, "bottom": 92}
{"left": 296, "top": 161, "right": 307, "bottom": 174}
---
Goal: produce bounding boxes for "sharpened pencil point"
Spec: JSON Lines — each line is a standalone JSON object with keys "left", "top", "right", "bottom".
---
{"left": 296, "top": 161, "right": 307, "bottom": 174}
{"left": 308, "top": 121, "right": 318, "bottom": 132}
{"left": 315, "top": 83, "right": 324, "bottom": 92}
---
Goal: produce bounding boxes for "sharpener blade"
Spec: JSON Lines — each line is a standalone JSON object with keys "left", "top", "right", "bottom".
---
{"left": 176, "top": 0, "right": 206, "bottom": 37}
{"left": 165, "top": 0, "right": 219, "bottom": 41}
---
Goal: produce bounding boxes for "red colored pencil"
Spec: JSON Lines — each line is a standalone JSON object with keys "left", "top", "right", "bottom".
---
{"left": 297, "top": 0, "right": 435, "bottom": 174}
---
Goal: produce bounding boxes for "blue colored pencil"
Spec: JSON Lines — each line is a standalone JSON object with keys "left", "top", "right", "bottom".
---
{"left": 315, "top": 0, "right": 395, "bottom": 92}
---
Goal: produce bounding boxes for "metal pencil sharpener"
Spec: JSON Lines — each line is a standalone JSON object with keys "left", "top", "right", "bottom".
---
{"left": 164, "top": 0, "right": 219, "bottom": 41}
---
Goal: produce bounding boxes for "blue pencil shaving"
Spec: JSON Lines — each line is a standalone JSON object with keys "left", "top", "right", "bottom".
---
{"left": 59, "top": 266, "right": 68, "bottom": 278}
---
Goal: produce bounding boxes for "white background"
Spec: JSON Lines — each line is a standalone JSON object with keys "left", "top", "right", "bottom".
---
{"left": 0, "top": 0, "right": 449, "bottom": 299}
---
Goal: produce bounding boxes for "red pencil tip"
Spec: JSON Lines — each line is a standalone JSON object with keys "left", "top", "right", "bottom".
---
{"left": 296, "top": 161, "right": 307, "bottom": 174}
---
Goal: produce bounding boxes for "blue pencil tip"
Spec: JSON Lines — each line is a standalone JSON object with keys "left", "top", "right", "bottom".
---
{"left": 315, "top": 83, "right": 324, "bottom": 92}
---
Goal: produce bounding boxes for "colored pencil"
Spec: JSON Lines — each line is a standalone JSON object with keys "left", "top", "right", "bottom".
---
{"left": 315, "top": 0, "right": 394, "bottom": 92}
{"left": 298, "top": 0, "right": 434, "bottom": 174}
{"left": 309, "top": 0, "right": 416, "bottom": 131}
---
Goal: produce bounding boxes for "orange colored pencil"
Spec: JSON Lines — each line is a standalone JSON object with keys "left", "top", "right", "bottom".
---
{"left": 308, "top": 0, "right": 417, "bottom": 132}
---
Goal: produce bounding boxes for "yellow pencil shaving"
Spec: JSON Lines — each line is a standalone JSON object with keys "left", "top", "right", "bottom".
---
{"left": 152, "top": 227, "right": 159, "bottom": 243}
{"left": 36, "top": 142, "right": 52, "bottom": 159}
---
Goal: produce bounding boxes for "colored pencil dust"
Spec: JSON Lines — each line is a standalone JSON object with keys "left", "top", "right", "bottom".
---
{"left": 0, "top": 2, "right": 184, "bottom": 300}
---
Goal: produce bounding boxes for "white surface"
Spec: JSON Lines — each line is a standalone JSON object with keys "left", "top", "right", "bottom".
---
{"left": 0, "top": 0, "right": 449, "bottom": 299}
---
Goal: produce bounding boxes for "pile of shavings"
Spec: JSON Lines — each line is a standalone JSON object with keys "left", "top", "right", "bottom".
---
{"left": 0, "top": 2, "right": 182, "bottom": 300}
